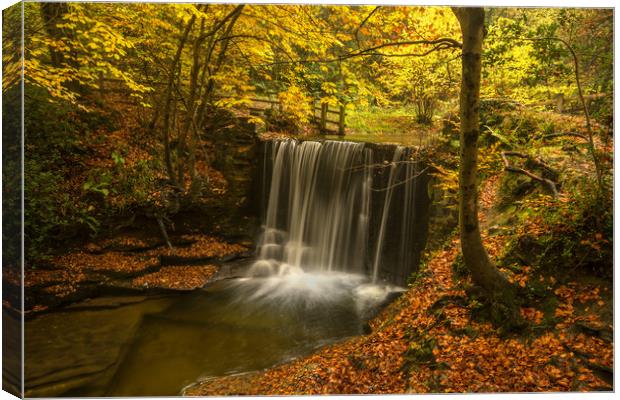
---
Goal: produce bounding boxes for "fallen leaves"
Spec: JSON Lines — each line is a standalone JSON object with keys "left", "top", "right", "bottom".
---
{"left": 154, "top": 234, "right": 246, "bottom": 259}
{"left": 188, "top": 220, "right": 612, "bottom": 396}
{"left": 19, "top": 234, "right": 247, "bottom": 313}
{"left": 520, "top": 307, "right": 544, "bottom": 324}
{"left": 131, "top": 265, "right": 218, "bottom": 290}
{"left": 54, "top": 251, "right": 158, "bottom": 275}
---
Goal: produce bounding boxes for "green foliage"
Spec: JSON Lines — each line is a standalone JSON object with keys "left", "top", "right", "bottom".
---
{"left": 111, "top": 156, "right": 161, "bottom": 212}
{"left": 407, "top": 267, "right": 429, "bottom": 288}
{"left": 263, "top": 107, "right": 304, "bottom": 134}
{"left": 404, "top": 336, "right": 436, "bottom": 365}
{"left": 545, "top": 186, "right": 611, "bottom": 276}
{"left": 451, "top": 253, "right": 468, "bottom": 281}
{"left": 504, "top": 179, "right": 612, "bottom": 280}
{"left": 111, "top": 151, "right": 125, "bottom": 166}
{"left": 23, "top": 86, "right": 110, "bottom": 262}
{"left": 83, "top": 172, "right": 113, "bottom": 197}
{"left": 346, "top": 106, "right": 418, "bottom": 136}
{"left": 482, "top": 9, "right": 612, "bottom": 120}
{"left": 25, "top": 157, "right": 104, "bottom": 259}
{"left": 25, "top": 159, "right": 71, "bottom": 261}
{"left": 2, "top": 84, "right": 22, "bottom": 265}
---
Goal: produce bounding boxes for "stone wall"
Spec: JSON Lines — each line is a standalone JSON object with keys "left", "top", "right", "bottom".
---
{"left": 178, "top": 116, "right": 261, "bottom": 243}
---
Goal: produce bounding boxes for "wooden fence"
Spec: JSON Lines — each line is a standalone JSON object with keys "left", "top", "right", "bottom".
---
{"left": 245, "top": 96, "right": 347, "bottom": 135}
{"left": 99, "top": 78, "right": 346, "bottom": 135}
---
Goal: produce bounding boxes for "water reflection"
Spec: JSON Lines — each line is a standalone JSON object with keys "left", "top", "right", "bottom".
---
{"left": 25, "top": 273, "right": 403, "bottom": 397}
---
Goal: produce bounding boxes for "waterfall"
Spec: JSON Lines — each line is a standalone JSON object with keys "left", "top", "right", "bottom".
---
{"left": 252, "top": 139, "right": 371, "bottom": 276}
{"left": 371, "top": 146, "right": 403, "bottom": 282}
{"left": 252, "top": 139, "right": 430, "bottom": 286}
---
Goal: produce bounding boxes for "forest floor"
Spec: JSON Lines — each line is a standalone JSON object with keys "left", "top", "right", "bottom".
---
{"left": 185, "top": 174, "right": 613, "bottom": 395}
{"left": 4, "top": 233, "right": 249, "bottom": 317}
{"left": 9, "top": 101, "right": 612, "bottom": 393}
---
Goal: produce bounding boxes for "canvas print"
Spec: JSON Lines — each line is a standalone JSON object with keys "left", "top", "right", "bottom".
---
{"left": 2, "top": 2, "right": 613, "bottom": 397}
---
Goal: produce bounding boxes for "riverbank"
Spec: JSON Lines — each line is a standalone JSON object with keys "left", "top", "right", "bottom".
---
{"left": 4, "top": 233, "right": 251, "bottom": 317}
{"left": 185, "top": 174, "right": 613, "bottom": 395}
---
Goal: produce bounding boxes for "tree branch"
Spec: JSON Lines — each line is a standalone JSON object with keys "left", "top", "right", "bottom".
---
{"left": 543, "top": 132, "right": 588, "bottom": 141}
{"left": 359, "top": 42, "right": 459, "bottom": 58}
{"left": 520, "top": 36, "right": 604, "bottom": 193}
{"left": 354, "top": 6, "right": 381, "bottom": 46}
{"left": 371, "top": 167, "right": 429, "bottom": 192}
{"left": 501, "top": 151, "right": 558, "bottom": 197}
{"left": 261, "top": 38, "right": 462, "bottom": 66}
{"left": 197, "top": 5, "right": 245, "bottom": 41}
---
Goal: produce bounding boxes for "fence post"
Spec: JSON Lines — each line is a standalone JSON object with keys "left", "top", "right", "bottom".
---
{"left": 320, "top": 102, "right": 327, "bottom": 134}
{"left": 310, "top": 99, "right": 316, "bottom": 125}
{"left": 338, "top": 104, "right": 345, "bottom": 136}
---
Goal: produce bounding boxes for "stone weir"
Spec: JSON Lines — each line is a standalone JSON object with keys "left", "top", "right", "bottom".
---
{"left": 255, "top": 138, "right": 432, "bottom": 286}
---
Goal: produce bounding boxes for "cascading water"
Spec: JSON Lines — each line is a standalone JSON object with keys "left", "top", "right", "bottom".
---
{"left": 252, "top": 140, "right": 372, "bottom": 277}
{"left": 371, "top": 146, "right": 404, "bottom": 282}
{"left": 249, "top": 138, "right": 432, "bottom": 307}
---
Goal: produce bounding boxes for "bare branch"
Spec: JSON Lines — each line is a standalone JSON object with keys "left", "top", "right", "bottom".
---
{"left": 359, "top": 42, "right": 459, "bottom": 58}
{"left": 543, "top": 132, "right": 588, "bottom": 141}
{"left": 501, "top": 151, "right": 558, "bottom": 197}
{"left": 520, "top": 36, "right": 604, "bottom": 192}
{"left": 340, "top": 159, "right": 421, "bottom": 173}
{"left": 261, "top": 38, "right": 462, "bottom": 66}
{"left": 354, "top": 6, "right": 381, "bottom": 46}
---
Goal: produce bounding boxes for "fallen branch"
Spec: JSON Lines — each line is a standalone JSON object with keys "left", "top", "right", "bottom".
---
{"left": 543, "top": 132, "right": 588, "bottom": 141}
{"left": 156, "top": 214, "right": 173, "bottom": 249}
{"left": 500, "top": 151, "right": 559, "bottom": 197}
{"left": 113, "top": 213, "right": 136, "bottom": 231}
{"left": 342, "top": 159, "right": 421, "bottom": 173}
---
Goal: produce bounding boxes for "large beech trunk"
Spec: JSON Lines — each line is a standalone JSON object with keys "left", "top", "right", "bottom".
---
{"left": 452, "top": 7, "right": 514, "bottom": 297}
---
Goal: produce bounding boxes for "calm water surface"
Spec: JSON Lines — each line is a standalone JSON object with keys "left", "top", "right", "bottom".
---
{"left": 25, "top": 273, "right": 395, "bottom": 397}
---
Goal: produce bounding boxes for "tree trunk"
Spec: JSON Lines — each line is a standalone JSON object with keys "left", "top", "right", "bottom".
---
{"left": 452, "top": 7, "right": 514, "bottom": 298}
{"left": 157, "top": 15, "right": 196, "bottom": 186}
{"left": 177, "top": 18, "right": 206, "bottom": 190}
{"left": 39, "top": 3, "right": 72, "bottom": 68}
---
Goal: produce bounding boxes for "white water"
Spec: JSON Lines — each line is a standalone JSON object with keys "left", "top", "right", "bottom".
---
{"left": 253, "top": 140, "right": 371, "bottom": 276}
{"left": 371, "top": 146, "right": 404, "bottom": 282}
{"left": 248, "top": 139, "right": 426, "bottom": 311}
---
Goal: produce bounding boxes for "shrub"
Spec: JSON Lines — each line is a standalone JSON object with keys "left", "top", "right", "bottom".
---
{"left": 264, "top": 85, "right": 312, "bottom": 134}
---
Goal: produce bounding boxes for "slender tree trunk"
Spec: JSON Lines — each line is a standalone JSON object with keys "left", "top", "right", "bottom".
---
{"left": 196, "top": 5, "right": 244, "bottom": 130}
{"left": 40, "top": 3, "right": 72, "bottom": 68}
{"left": 452, "top": 7, "right": 514, "bottom": 297}
{"left": 177, "top": 18, "right": 206, "bottom": 189}
{"left": 156, "top": 15, "right": 196, "bottom": 186}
